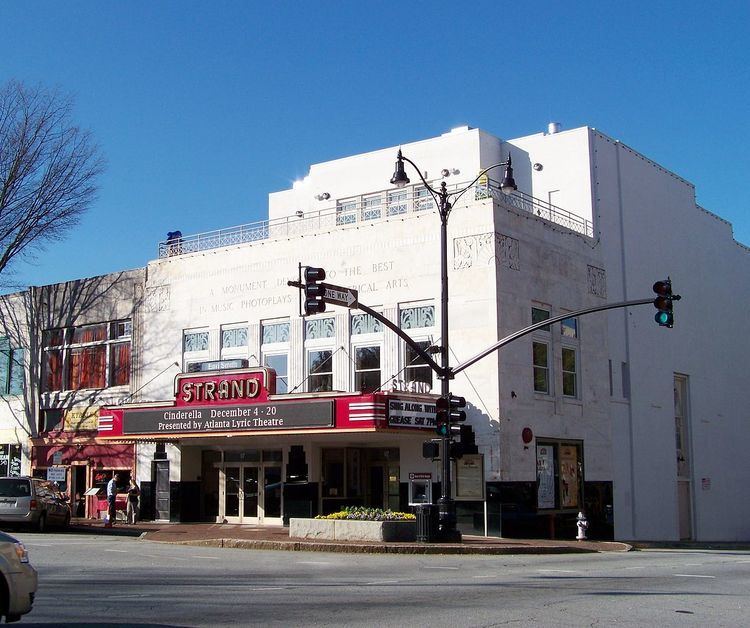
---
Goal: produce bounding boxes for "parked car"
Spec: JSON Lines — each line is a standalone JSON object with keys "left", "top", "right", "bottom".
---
{"left": 0, "top": 530, "right": 37, "bottom": 623}
{"left": 0, "top": 477, "right": 70, "bottom": 532}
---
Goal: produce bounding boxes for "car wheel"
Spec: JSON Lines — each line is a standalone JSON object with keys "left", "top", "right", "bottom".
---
{"left": 37, "top": 513, "right": 47, "bottom": 533}
{"left": 0, "top": 573, "right": 8, "bottom": 620}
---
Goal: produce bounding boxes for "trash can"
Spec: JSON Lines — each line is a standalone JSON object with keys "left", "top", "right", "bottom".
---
{"left": 415, "top": 504, "right": 439, "bottom": 543}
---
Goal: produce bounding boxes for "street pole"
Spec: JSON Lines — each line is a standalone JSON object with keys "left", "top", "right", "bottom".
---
{"left": 436, "top": 184, "right": 460, "bottom": 542}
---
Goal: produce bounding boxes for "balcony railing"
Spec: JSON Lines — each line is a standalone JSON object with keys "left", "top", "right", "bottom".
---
{"left": 158, "top": 180, "right": 593, "bottom": 258}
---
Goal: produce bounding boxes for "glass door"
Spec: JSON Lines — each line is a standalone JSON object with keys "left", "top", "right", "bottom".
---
{"left": 221, "top": 463, "right": 281, "bottom": 524}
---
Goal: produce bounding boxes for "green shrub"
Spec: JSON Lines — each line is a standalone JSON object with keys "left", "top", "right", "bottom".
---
{"left": 315, "top": 506, "right": 415, "bottom": 521}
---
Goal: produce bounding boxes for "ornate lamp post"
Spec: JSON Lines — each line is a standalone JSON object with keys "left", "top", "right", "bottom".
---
{"left": 389, "top": 149, "right": 516, "bottom": 541}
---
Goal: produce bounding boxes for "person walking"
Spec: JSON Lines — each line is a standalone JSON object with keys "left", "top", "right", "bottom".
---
{"left": 105, "top": 473, "right": 119, "bottom": 527}
{"left": 126, "top": 478, "right": 140, "bottom": 524}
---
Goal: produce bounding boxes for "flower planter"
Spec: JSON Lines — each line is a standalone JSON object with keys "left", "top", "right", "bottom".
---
{"left": 290, "top": 518, "right": 416, "bottom": 542}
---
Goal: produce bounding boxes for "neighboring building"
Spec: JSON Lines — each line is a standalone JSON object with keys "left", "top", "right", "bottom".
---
{"left": 0, "top": 124, "right": 746, "bottom": 541}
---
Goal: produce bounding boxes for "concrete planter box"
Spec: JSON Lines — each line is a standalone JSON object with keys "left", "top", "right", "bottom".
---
{"left": 290, "top": 518, "right": 416, "bottom": 542}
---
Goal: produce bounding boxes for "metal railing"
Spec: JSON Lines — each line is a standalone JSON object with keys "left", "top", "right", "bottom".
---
{"left": 158, "top": 180, "right": 593, "bottom": 258}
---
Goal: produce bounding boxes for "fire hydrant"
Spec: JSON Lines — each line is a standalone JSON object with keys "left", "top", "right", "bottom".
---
{"left": 576, "top": 511, "right": 589, "bottom": 541}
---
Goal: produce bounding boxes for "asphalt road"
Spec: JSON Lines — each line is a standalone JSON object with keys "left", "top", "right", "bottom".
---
{"left": 10, "top": 529, "right": 750, "bottom": 627}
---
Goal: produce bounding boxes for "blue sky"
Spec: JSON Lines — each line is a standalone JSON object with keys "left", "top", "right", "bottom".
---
{"left": 1, "top": 1, "right": 748, "bottom": 290}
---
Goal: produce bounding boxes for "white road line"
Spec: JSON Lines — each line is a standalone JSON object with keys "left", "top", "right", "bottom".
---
{"left": 104, "top": 549, "right": 128, "bottom": 553}
{"left": 674, "top": 574, "right": 716, "bottom": 578}
{"left": 423, "top": 566, "right": 460, "bottom": 570}
{"left": 366, "top": 580, "right": 399, "bottom": 585}
{"left": 623, "top": 566, "right": 646, "bottom": 570}
{"left": 190, "top": 555, "right": 221, "bottom": 560}
{"left": 297, "top": 561, "right": 332, "bottom": 565}
{"left": 473, "top": 575, "right": 495, "bottom": 579}
{"left": 538, "top": 569, "right": 580, "bottom": 574}
{"left": 253, "top": 587, "right": 285, "bottom": 591}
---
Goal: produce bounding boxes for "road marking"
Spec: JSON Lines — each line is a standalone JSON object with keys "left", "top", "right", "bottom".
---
{"left": 366, "top": 580, "right": 399, "bottom": 585}
{"left": 674, "top": 574, "right": 716, "bottom": 578}
{"left": 190, "top": 555, "right": 221, "bottom": 560}
{"left": 473, "top": 575, "right": 495, "bottom": 579}
{"left": 423, "top": 566, "right": 460, "bottom": 570}
{"left": 538, "top": 569, "right": 580, "bottom": 574}
{"left": 297, "top": 561, "right": 332, "bottom": 565}
{"left": 104, "top": 549, "right": 128, "bottom": 553}
{"left": 253, "top": 587, "right": 285, "bottom": 591}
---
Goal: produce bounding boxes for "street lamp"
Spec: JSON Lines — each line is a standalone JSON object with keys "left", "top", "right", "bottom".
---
{"left": 389, "top": 149, "right": 516, "bottom": 542}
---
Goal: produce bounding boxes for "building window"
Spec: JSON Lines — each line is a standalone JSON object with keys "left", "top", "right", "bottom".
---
{"left": 561, "top": 317, "right": 578, "bottom": 338}
{"left": 0, "top": 444, "right": 22, "bottom": 476}
{"left": 0, "top": 338, "right": 24, "bottom": 396}
{"left": 336, "top": 199, "right": 357, "bottom": 225}
{"left": 400, "top": 305, "right": 435, "bottom": 330}
{"left": 351, "top": 313, "right": 382, "bottom": 335}
{"left": 403, "top": 340, "right": 433, "bottom": 391}
{"left": 305, "top": 317, "right": 335, "bottom": 340}
{"left": 42, "top": 321, "right": 131, "bottom": 392}
{"left": 262, "top": 321, "right": 290, "bottom": 344}
{"left": 362, "top": 194, "right": 382, "bottom": 221}
{"left": 387, "top": 190, "right": 407, "bottom": 216}
{"left": 308, "top": 350, "right": 333, "bottom": 392}
{"left": 262, "top": 320, "right": 290, "bottom": 394}
{"left": 354, "top": 346, "right": 381, "bottom": 393}
{"left": 221, "top": 327, "right": 248, "bottom": 350}
{"left": 264, "top": 354, "right": 288, "bottom": 394}
{"left": 561, "top": 347, "right": 577, "bottom": 397}
{"left": 532, "top": 307, "right": 551, "bottom": 332}
{"left": 533, "top": 341, "right": 550, "bottom": 394}
{"left": 184, "top": 330, "right": 209, "bottom": 352}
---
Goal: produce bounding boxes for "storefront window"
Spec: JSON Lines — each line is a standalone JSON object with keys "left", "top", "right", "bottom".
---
{"left": 536, "top": 441, "right": 583, "bottom": 511}
{"left": 264, "top": 354, "right": 288, "bottom": 393}
{"left": 404, "top": 340, "right": 433, "bottom": 390}
{"left": 0, "top": 444, "right": 22, "bottom": 477}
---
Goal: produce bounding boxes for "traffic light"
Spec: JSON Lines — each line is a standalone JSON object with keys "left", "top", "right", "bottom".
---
{"left": 422, "top": 440, "right": 440, "bottom": 459}
{"left": 435, "top": 394, "right": 467, "bottom": 437}
{"left": 653, "top": 278, "right": 681, "bottom": 328}
{"left": 304, "top": 267, "right": 327, "bottom": 315}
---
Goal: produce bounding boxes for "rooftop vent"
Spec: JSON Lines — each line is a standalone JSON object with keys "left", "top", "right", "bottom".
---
{"left": 547, "top": 122, "right": 561, "bottom": 135}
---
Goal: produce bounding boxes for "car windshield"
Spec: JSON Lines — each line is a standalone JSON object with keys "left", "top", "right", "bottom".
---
{"left": 0, "top": 479, "right": 31, "bottom": 497}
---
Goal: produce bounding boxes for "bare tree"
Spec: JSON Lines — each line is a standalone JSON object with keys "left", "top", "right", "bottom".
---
{"left": 0, "top": 80, "right": 103, "bottom": 283}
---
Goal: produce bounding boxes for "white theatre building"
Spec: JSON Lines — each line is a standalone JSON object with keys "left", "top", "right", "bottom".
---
{"left": 1, "top": 124, "right": 747, "bottom": 542}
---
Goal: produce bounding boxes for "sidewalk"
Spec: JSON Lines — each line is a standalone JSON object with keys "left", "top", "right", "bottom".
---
{"left": 70, "top": 519, "right": 632, "bottom": 555}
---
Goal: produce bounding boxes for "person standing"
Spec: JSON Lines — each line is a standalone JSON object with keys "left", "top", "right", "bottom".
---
{"left": 126, "top": 478, "right": 140, "bottom": 524}
{"left": 105, "top": 473, "right": 119, "bottom": 527}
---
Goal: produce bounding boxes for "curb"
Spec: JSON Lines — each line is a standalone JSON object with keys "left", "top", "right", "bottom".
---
{"left": 144, "top": 536, "right": 630, "bottom": 555}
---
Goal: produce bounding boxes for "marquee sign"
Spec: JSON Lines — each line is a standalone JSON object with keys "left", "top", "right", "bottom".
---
{"left": 387, "top": 397, "right": 437, "bottom": 429}
{"left": 122, "top": 400, "right": 333, "bottom": 435}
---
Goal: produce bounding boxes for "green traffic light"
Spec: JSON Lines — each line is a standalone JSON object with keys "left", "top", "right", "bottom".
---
{"left": 654, "top": 311, "right": 673, "bottom": 327}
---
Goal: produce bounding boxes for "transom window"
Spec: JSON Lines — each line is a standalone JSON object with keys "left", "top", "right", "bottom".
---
{"left": 561, "top": 317, "right": 578, "bottom": 338}
{"left": 532, "top": 307, "right": 551, "bottom": 332}
{"left": 305, "top": 317, "right": 335, "bottom": 340}
{"left": 262, "top": 321, "right": 290, "bottom": 344}
{"left": 351, "top": 313, "right": 382, "bottom": 335}
{"left": 400, "top": 305, "right": 435, "bottom": 330}
{"left": 184, "top": 330, "right": 209, "bottom": 352}
{"left": 221, "top": 327, "right": 248, "bottom": 349}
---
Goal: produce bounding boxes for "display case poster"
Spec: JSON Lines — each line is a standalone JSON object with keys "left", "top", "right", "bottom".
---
{"left": 559, "top": 445, "right": 579, "bottom": 509}
{"left": 454, "top": 454, "right": 485, "bottom": 500}
{"left": 536, "top": 445, "right": 555, "bottom": 509}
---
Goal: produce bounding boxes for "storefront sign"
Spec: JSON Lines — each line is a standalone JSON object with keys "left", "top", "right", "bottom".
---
{"left": 122, "top": 400, "right": 334, "bottom": 435}
{"left": 64, "top": 407, "right": 100, "bottom": 432}
{"left": 46, "top": 467, "right": 66, "bottom": 482}
{"left": 387, "top": 398, "right": 437, "bottom": 429}
{"left": 178, "top": 376, "right": 260, "bottom": 404}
